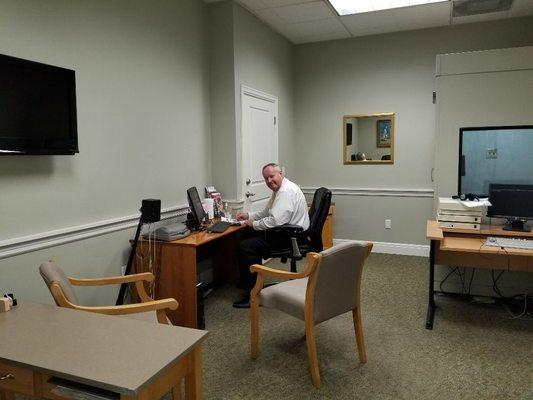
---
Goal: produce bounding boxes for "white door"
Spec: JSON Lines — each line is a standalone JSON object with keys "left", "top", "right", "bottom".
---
{"left": 241, "top": 86, "right": 278, "bottom": 213}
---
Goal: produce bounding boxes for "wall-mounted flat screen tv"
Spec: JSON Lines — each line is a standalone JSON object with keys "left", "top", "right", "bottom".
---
{"left": 458, "top": 126, "right": 533, "bottom": 197}
{"left": 0, "top": 53, "right": 78, "bottom": 155}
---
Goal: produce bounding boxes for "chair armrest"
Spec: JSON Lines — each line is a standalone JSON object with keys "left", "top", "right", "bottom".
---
{"left": 250, "top": 252, "right": 321, "bottom": 281}
{"left": 69, "top": 272, "right": 154, "bottom": 286}
{"left": 250, "top": 264, "right": 308, "bottom": 280}
{"left": 267, "top": 224, "right": 304, "bottom": 235}
{"left": 72, "top": 298, "right": 178, "bottom": 315}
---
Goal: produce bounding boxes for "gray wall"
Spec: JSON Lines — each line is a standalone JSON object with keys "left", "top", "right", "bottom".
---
{"left": 433, "top": 46, "right": 533, "bottom": 296}
{"left": 357, "top": 117, "right": 390, "bottom": 161}
{"left": 0, "top": 0, "right": 211, "bottom": 304}
{"left": 293, "top": 17, "right": 533, "bottom": 245}
{"left": 209, "top": 1, "right": 237, "bottom": 200}
{"left": 233, "top": 3, "right": 295, "bottom": 191}
{"left": 208, "top": 2, "right": 294, "bottom": 201}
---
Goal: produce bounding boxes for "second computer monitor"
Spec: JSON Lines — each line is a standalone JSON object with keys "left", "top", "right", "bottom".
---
{"left": 488, "top": 183, "right": 533, "bottom": 231}
{"left": 187, "top": 186, "right": 206, "bottom": 230}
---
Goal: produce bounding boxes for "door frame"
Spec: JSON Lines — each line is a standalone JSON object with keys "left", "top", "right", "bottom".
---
{"left": 239, "top": 85, "right": 279, "bottom": 207}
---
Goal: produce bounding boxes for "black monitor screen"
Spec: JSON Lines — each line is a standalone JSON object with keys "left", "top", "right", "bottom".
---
{"left": 487, "top": 184, "right": 533, "bottom": 220}
{"left": 0, "top": 53, "right": 78, "bottom": 155}
{"left": 187, "top": 186, "right": 206, "bottom": 229}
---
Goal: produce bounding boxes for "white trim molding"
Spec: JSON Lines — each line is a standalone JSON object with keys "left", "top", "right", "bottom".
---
{"left": 0, "top": 205, "right": 189, "bottom": 260}
{"left": 301, "top": 186, "right": 434, "bottom": 198}
{"left": 334, "top": 238, "right": 429, "bottom": 257}
{"left": 371, "top": 241, "right": 429, "bottom": 257}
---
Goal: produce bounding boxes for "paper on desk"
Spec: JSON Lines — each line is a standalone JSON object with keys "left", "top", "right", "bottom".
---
{"left": 459, "top": 198, "right": 491, "bottom": 208}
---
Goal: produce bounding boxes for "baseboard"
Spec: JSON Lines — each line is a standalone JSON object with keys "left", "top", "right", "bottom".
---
{"left": 334, "top": 238, "right": 429, "bottom": 257}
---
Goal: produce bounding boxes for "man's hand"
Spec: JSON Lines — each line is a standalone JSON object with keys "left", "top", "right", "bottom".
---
{"left": 244, "top": 219, "right": 254, "bottom": 227}
{"left": 236, "top": 212, "right": 249, "bottom": 221}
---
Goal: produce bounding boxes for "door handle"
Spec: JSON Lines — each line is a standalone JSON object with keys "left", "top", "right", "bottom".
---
{"left": 245, "top": 191, "right": 255, "bottom": 198}
{"left": 246, "top": 178, "right": 251, "bottom": 185}
{"left": 0, "top": 373, "right": 15, "bottom": 381}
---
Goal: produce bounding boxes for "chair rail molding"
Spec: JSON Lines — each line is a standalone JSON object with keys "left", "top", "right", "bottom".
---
{"left": 301, "top": 186, "right": 434, "bottom": 198}
{"left": 0, "top": 205, "right": 189, "bottom": 260}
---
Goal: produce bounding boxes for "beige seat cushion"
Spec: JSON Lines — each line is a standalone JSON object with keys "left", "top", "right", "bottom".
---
{"left": 260, "top": 277, "right": 308, "bottom": 321}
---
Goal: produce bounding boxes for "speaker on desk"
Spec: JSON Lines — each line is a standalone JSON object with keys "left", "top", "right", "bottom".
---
{"left": 141, "top": 199, "right": 161, "bottom": 223}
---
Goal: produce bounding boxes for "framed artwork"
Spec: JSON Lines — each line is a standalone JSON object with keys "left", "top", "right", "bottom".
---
{"left": 376, "top": 119, "right": 391, "bottom": 148}
{"left": 346, "top": 123, "right": 352, "bottom": 146}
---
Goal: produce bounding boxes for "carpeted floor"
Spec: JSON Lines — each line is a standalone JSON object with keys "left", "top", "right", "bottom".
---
{"left": 201, "top": 252, "right": 533, "bottom": 400}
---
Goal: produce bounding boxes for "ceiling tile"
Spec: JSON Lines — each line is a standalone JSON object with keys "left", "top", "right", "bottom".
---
{"left": 452, "top": 10, "right": 509, "bottom": 25}
{"left": 266, "top": 0, "right": 318, "bottom": 7}
{"left": 291, "top": 17, "right": 350, "bottom": 36}
{"left": 254, "top": 8, "right": 286, "bottom": 26}
{"left": 394, "top": 2, "right": 450, "bottom": 30}
{"left": 341, "top": 9, "right": 398, "bottom": 37}
{"left": 508, "top": 0, "right": 533, "bottom": 17}
{"left": 296, "top": 30, "right": 352, "bottom": 44}
{"left": 236, "top": 0, "right": 271, "bottom": 11}
{"left": 236, "top": 0, "right": 318, "bottom": 11}
{"left": 273, "top": 2, "right": 336, "bottom": 24}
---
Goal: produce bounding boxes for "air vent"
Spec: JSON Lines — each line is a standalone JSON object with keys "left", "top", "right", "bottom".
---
{"left": 453, "top": 0, "right": 513, "bottom": 17}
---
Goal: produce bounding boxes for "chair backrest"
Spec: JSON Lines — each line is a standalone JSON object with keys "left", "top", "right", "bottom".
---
{"left": 310, "top": 240, "right": 371, "bottom": 324}
{"left": 39, "top": 262, "right": 79, "bottom": 306}
{"left": 307, "top": 187, "right": 332, "bottom": 251}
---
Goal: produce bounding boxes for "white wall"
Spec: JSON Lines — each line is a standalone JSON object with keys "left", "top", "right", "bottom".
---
{"left": 293, "top": 17, "right": 533, "bottom": 245}
{"left": 0, "top": 0, "right": 211, "bottom": 304}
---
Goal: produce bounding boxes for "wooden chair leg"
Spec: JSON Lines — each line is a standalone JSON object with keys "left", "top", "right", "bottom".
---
{"left": 250, "top": 291, "right": 260, "bottom": 358}
{"left": 305, "top": 319, "right": 321, "bottom": 388}
{"left": 352, "top": 306, "right": 367, "bottom": 363}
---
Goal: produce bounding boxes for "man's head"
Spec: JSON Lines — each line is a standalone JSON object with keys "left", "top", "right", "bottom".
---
{"left": 262, "top": 163, "right": 284, "bottom": 192}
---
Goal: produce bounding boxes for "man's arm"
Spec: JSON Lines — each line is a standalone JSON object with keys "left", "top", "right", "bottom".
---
{"left": 252, "top": 191, "right": 293, "bottom": 230}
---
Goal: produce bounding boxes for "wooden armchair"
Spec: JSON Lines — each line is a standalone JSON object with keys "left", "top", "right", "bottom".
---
{"left": 39, "top": 262, "right": 177, "bottom": 324}
{"left": 250, "top": 240, "right": 373, "bottom": 388}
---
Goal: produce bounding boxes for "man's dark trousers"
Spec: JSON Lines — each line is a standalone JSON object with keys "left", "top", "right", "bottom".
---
{"left": 238, "top": 229, "right": 291, "bottom": 291}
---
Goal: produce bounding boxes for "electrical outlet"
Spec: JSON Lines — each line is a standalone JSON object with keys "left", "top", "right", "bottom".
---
{"left": 121, "top": 265, "right": 127, "bottom": 276}
{"left": 385, "top": 219, "right": 392, "bottom": 229}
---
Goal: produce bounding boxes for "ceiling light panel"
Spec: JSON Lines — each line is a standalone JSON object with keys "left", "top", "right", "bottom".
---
{"left": 328, "top": 0, "right": 449, "bottom": 15}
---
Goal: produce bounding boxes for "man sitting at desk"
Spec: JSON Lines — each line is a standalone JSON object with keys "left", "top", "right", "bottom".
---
{"left": 233, "top": 163, "right": 309, "bottom": 308}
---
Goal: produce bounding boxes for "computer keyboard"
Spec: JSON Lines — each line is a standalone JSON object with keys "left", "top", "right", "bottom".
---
{"left": 207, "top": 221, "right": 232, "bottom": 233}
{"left": 485, "top": 236, "right": 533, "bottom": 250}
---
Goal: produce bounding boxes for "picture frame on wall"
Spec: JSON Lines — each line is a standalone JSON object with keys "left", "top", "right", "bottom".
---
{"left": 346, "top": 123, "right": 352, "bottom": 146}
{"left": 376, "top": 119, "right": 391, "bottom": 148}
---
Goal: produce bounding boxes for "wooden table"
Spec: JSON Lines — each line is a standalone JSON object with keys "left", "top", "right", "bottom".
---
{"left": 0, "top": 301, "right": 207, "bottom": 400}
{"left": 135, "top": 225, "right": 245, "bottom": 328}
{"left": 425, "top": 220, "right": 533, "bottom": 329}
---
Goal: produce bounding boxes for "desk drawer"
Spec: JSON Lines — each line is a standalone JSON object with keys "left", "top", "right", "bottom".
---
{"left": 0, "top": 361, "right": 35, "bottom": 395}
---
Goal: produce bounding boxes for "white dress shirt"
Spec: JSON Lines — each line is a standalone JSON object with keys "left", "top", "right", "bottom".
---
{"left": 249, "top": 177, "right": 310, "bottom": 231}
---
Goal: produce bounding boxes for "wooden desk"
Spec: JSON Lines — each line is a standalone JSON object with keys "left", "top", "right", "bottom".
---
{"left": 425, "top": 220, "right": 533, "bottom": 329}
{"left": 0, "top": 302, "right": 207, "bottom": 400}
{"left": 135, "top": 225, "right": 245, "bottom": 328}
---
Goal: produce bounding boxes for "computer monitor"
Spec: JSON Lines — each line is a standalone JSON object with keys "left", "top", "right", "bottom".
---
{"left": 187, "top": 186, "right": 206, "bottom": 230}
{"left": 487, "top": 183, "right": 533, "bottom": 232}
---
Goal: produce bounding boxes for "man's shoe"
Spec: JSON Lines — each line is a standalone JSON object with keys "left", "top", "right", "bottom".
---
{"left": 232, "top": 297, "right": 250, "bottom": 309}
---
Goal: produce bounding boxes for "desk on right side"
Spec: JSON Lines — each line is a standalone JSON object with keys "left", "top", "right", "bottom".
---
{"left": 425, "top": 220, "right": 533, "bottom": 330}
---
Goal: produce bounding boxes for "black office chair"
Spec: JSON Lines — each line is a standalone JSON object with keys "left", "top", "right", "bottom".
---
{"left": 267, "top": 187, "right": 332, "bottom": 272}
